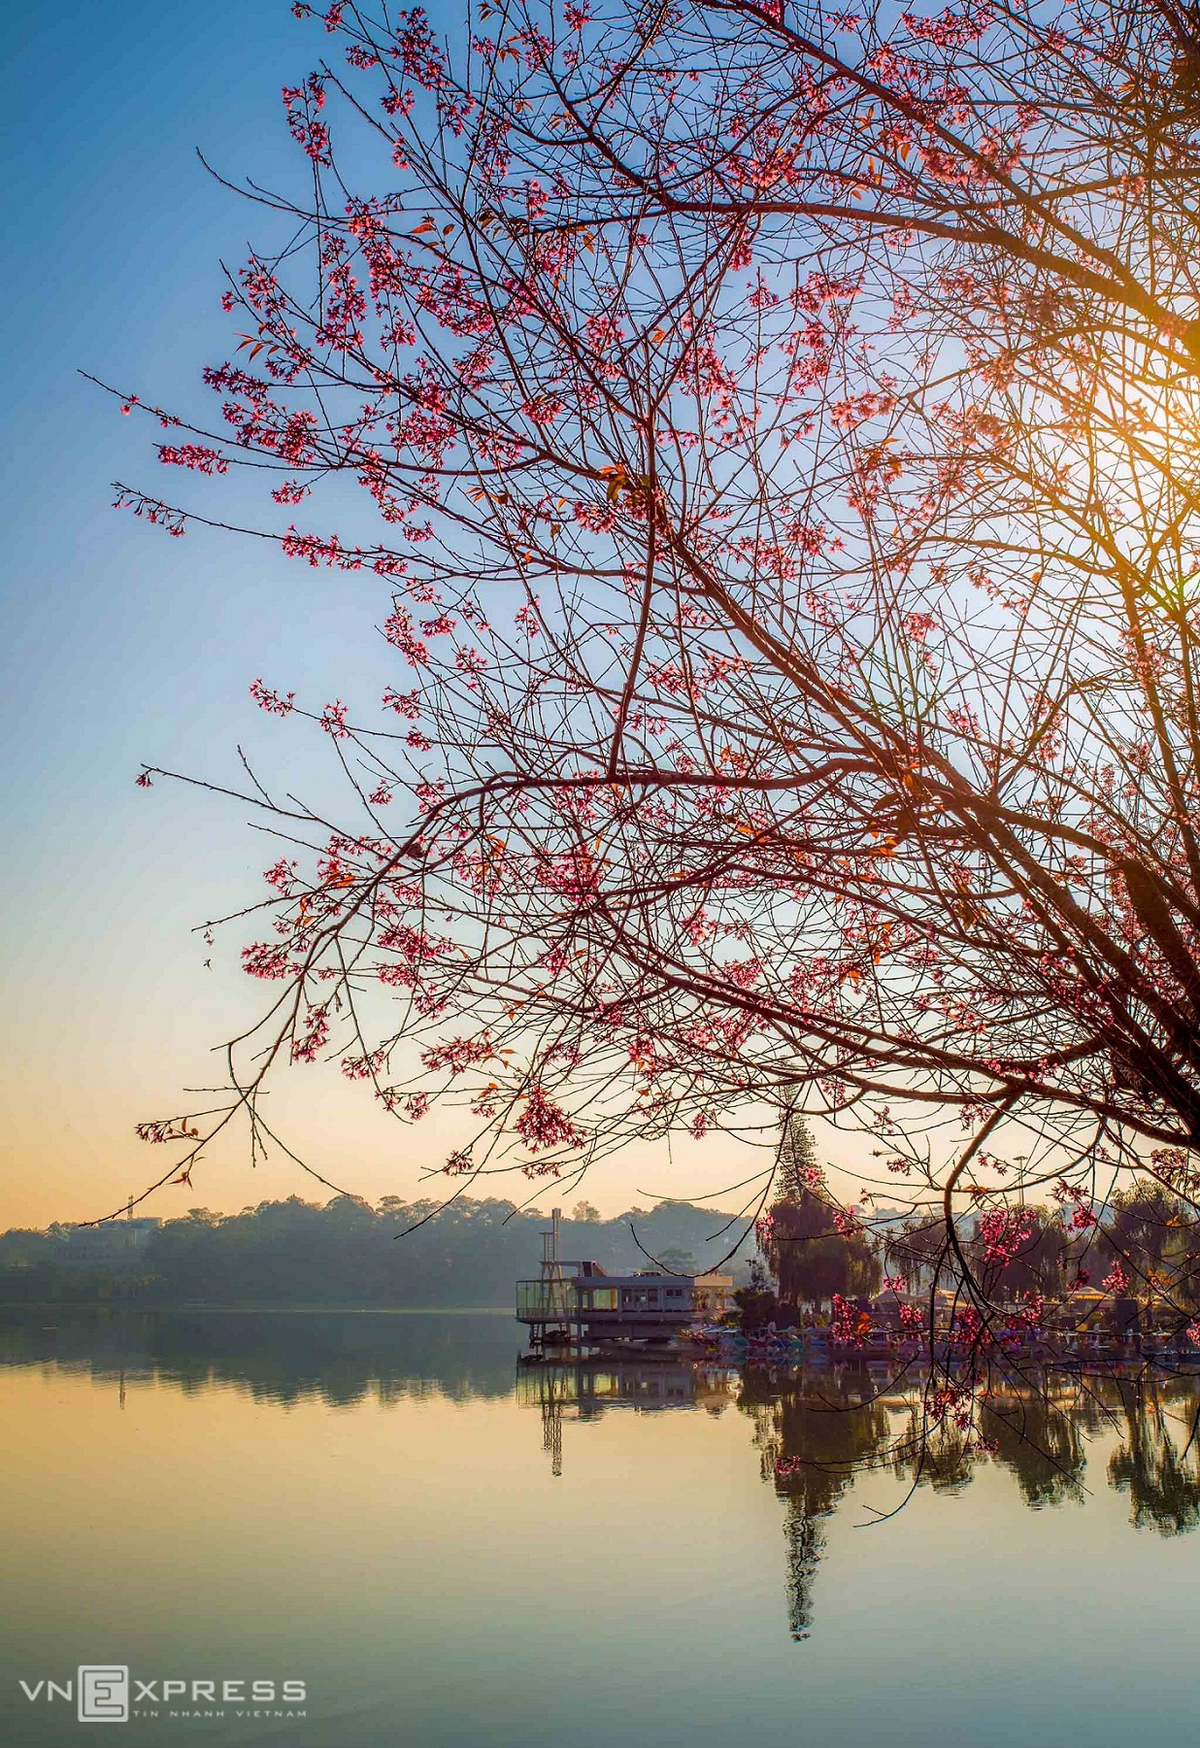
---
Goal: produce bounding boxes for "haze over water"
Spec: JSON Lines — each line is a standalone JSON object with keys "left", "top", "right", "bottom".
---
{"left": 2, "top": 1308, "right": 1198, "bottom": 1747}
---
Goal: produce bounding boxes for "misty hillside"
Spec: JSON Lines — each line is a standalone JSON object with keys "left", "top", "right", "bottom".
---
{"left": 0, "top": 1194, "right": 761, "bottom": 1306}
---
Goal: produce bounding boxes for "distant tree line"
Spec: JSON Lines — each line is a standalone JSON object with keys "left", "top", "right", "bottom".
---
{"left": 0, "top": 1196, "right": 757, "bottom": 1307}
{"left": 7, "top": 1164, "right": 1191, "bottom": 1323}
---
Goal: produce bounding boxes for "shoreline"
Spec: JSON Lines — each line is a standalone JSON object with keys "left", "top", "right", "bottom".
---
{"left": 0, "top": 1301, "right": 515, "bottom": 1315}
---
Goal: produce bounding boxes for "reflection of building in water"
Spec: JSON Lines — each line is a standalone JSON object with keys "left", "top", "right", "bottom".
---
{"left": 517, "top": 1358, "right": 737, "bottom": 1475}
{"left": 516, "top": 1208, "right": 732, "bottom": 1354}
{"left": 521, "top": 1360, "right": 1140, "bottom": 1633}
{"left": 537, "top": 1367, "right": 568, "bottom": 1477}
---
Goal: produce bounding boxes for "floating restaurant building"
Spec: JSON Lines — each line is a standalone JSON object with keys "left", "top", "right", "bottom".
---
{"left": 517, "top": 1208, "right": 733, "bottom": 1353}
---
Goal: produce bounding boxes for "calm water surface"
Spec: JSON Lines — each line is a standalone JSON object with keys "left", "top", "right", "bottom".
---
{"left": 2, "top": 1307, "right": 1198, "bottom": 1747}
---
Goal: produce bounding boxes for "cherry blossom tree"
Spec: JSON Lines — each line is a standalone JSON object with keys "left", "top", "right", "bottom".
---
{"left": 108, "top": 0, "right": 1200, "bottom": 1399}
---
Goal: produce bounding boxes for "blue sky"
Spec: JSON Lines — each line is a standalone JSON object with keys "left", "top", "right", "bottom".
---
{"left": 2, "top": 1, "right": 430, "bottom": 1225}
{"left": 2, "top": 1, "right": 858, "bottom": 1229}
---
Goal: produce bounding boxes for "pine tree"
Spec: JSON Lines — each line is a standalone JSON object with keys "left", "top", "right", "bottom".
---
{"left": 777, "top": 1106, "right": 819, "bottom": 1202}
{"left": 763, "top": 1106, "right": 879, "bottom": 1306}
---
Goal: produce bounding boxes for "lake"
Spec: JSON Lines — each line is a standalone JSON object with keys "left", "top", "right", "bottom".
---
{"left": 1, "top": 1306, "right": 1198, "bottom": 1746}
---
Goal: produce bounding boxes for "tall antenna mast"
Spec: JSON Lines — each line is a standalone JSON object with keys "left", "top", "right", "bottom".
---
{"left": 541, "top": 1207, "right": 563, "bottom": 1279}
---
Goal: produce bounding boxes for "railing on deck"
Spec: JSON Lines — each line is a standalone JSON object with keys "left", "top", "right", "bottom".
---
{"left": 517, "top": 1280, "right": 578, "bottom": 1321}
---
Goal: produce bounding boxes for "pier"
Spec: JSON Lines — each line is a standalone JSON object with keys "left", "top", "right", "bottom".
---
{"left": 516, "top": 1208, "right": 733, "bottom": 1355}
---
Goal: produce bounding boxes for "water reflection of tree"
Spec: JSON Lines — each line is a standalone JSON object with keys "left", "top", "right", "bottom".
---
{"left": 1108, "top": 1379, "right": 1200, "bottom": 1535}
{"left": 744, "top": 1371, "right": 1104, "bottom": 1639}
{"left": 900, "top": 1388, "right": 1088, "bottom": 1507}
{"left": 745, "top": 1367, "right": 1200, "bottom": 1645}
{"left": 985, "top": 1395, "right": 1087, "bottom": 1508}
{"left": 0, "top": 1306, "right": 518, "bottom": 1405}
{"left": 740, "top": 1368, "right": 891, "bottom": 1639}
